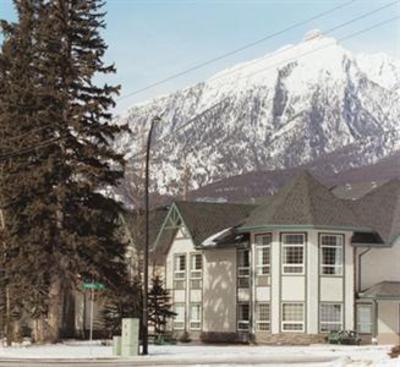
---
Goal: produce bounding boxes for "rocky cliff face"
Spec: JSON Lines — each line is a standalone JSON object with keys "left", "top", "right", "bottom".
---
{"left": 114, "top": 31, "right": 400, "bottom": 201}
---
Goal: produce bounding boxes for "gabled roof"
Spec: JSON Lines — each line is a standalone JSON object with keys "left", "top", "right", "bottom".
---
{"left": 174, "top": 201, "right": 256, "bottom": 246}
{"left": 123, "top": 206, "right": 169, "bottom": 249}
{"left": 359, "top": 281, "right": 400, "bottom": 300}
{"left": 350, "top": 179, "right": 400, "bottom": 244}
{"left": 240, "top": 171, "right": 369, "bottom": 230}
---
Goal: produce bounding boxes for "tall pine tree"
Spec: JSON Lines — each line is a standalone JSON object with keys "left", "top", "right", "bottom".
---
{"left": 0, "top": 0, "right": 130, "bottom": 343}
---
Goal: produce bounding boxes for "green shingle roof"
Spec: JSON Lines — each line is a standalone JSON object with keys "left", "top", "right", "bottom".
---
{"left": 241, "top": 171, "right": 368, "bottom": 230}
{"left": 359, "top": 281, "right": 400, "bottom": 299}
{"left": 350, "top": 179, "right": 400, "bottom": 244}
{"left": 174, "top": 201, "right": 256, "bottom": 246}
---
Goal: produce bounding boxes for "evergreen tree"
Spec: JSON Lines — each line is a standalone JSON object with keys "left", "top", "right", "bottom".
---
{"left": 101, "top": 277, "right": 142, "bottom": 338}
{"left": 0, "top": 0, "right": 130, "bottom": 343}
{"left": 148, "top": 276, "right": 176, "bottom": 336}
{"left": 0, "top": 0, "right": 53, "bottom": 343}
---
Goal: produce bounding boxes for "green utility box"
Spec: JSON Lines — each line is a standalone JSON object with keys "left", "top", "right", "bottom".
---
{"left": 112, "top": 336, "right": 122, "bottom": 356}
{"left": 121, "top": 318, "right": 139, "bottom": 357}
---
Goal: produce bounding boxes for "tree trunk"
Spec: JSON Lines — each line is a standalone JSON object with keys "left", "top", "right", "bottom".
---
{"left": 32, "top": 317, "right": 46, "bottom": 344}
{"left": 46, "top": 277, "right": 63, "bottom": 343}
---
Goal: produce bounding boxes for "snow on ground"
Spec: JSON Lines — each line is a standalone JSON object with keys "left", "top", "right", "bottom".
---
{"left": 0, "top": 341, "right": 399, "bottom": 366}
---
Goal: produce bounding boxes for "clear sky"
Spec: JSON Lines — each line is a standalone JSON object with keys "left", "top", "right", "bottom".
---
{"left": 1, "top": 0, "right": 399, "bottom": 113}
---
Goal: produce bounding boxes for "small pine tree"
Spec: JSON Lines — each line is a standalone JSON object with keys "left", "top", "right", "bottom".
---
{"left": 148, "top": 276, "right": 176, "bottom": 336}
{"left": 101, "top": 277, "right": 142, "bottom": 339}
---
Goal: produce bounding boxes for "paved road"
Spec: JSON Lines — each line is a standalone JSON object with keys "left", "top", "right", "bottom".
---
{"left": 0, "top": 355, "right": 338, "bottom": 367}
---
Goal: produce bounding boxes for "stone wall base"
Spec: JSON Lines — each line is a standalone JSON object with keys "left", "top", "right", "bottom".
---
{"left": 254, "top": 333, "right": 326, "bottom": 345}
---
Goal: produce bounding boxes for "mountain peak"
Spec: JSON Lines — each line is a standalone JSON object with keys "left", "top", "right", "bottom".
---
{"left": 114, "top": 38, "right": 400, "bottom": 202}
{"left": 303, "top": 29, "right": 324, "bottom": 42}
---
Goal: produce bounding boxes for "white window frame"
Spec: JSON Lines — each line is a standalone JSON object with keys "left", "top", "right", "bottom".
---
{"left": 256, "top": 302, "right": 271, "bottom": 331}
{"left": 173, "top": 303, "right": 185, "bottom": 330}
{"left": 320, "top": 234, "right": 344, "bottom": 276}
{"left": 319, "top": 303, "right": 343, "bottom": 333}
{"left": 237, "top": 248, "right": 250, "bottom": 288}
{"left": 190, "top": 253, "right": 202, "bottom": 279}
{"left": 237, "top": 303, "right": 250, "bottom": 331}
{"left": 356, "top": 303, "right": 373, "bottom": 334}
{"left": 189, "top": 303, "right": 201, "bottom": 330}
{"left": 282, "top": 233, "right": 305, "bottom": 275}
{"left": 281, "top": 302, "right": 305, "bottom": 332}
{"left": 255, "top": 234, "right": 271, "bottom": 276}
{"left": 174, "top": 254, "right": 186, "bottom": 280}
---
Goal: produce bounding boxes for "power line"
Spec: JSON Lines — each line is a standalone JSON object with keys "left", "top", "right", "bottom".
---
{"left": 206, "top": 0, "right": 399, "bottom": 85}
{"left": 133, "top": 15, "right": 399, "bottom": 163}
{"left": 1, "top": 15, "right": 398, "bottom": 163}
{"left": 116, "top": 0, "right": 358, "bottom": 101}
{"left": 235, "top": 15, "right": 400, "bottom": 84}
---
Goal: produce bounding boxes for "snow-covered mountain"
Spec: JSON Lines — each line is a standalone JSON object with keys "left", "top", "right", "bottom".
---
{"left": 115, "top": 30, "right": 400, "bottom": 199}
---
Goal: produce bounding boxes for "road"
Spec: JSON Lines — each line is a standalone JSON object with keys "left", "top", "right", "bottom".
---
{"left": 0, "top": 355, "right": 339, "bottom": 367}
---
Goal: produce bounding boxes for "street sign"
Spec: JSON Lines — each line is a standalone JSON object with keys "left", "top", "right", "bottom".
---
{"left": 82, "top": 281, "right": 105, "bottom": 342}
{"left": 83, "top": 282, "right": 105, "bottom": 290}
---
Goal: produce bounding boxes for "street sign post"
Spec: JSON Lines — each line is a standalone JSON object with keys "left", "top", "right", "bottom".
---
{"left": 82, "top": 282, "right": 105, "bottom": 341}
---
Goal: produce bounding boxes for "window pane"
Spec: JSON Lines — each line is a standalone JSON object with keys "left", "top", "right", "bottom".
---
{"left": 320, "top": 234, "right": 343, "bottom": 276}
{"left": 283, "top": 234, "right": 304, "bottom": 244}
{"left": 192, "top": 254, "right": 202, "bottom": 270}
{"left": 239, "top": 249, "right": 250, "bottom": 267}
{"left": 175, "top": 304, "right": 185, "bottom": 320}
{"left": 255, "top": 234, "right": 272, "bottom": 246}
{"left": 320, "top": 303, "right": 342, "bottom": 332}
{"left": 190, "top": 304, "right": 201, "bottom": 321}
{"left": 239, "top": 304, "right": 250, "bottom": 320}
{"left": 285, "top": 246, "right": 303, "bottom": 264}
{"left": 283, "top": 303, "right": 303, "bottom": 322}
{"left": 357, "top": 304, "right": 373, "bottom": 334}
{"left": 258, "top": 303, "right": 270, "bottom": 321}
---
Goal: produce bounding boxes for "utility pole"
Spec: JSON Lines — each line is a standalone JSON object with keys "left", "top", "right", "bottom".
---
{"left": 142, "top": 116, "right": 161, "bottom": 355}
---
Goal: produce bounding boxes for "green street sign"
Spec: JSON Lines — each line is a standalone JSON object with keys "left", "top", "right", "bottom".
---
{"left": 83, "top": 282, "right": 105, "bottom": 290}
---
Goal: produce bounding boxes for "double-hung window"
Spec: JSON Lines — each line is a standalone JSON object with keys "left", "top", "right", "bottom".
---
{"left": 320, "top": 234, "right": 343, "bottom": 275}
{"left": 174, "top": 254, "right": 186, "bottom": 289}
{"left": 237, "top": 303, "right": 250, "bottom": 331}
{"left": 237, "top": 248, "right": 250, "bottom": 288}
{"left": 282, "top": 233, "right": 305, "bottom": 274}
{"left": 190, "top": 303, "right": 201, "bottom": 330}
{"left": 282, "top": 302, "right": 304, "bottom": 332}
{"left": 190, "top": 253, "right": 202, "bottom": 289}
{"left": 255, "top": 234, "right": 271, "bottom": 276}
{"left": 256, "top": 303, "right": 271, "bottom": 331}
{"left": 173, "top": 303, "right": 185, "bottom": 330}
{"left": 319, "top": 303, "right": 343, "bottom": 332}
{"left": 356, "top": 304, "right": 373, "bottom": 334}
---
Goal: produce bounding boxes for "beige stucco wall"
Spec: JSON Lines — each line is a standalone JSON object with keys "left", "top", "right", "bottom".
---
{"left": 377, "top": 301, "right": 400, "bottom": 344}
{"left": 359, "top": 238, "right": 400, "bottom": 291}
{"left": 165, "top": 228, "right": 202, "bottom": 334}
{"left": 203, "top": 248, "right": 237, "bottom": 333}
